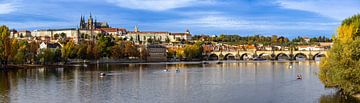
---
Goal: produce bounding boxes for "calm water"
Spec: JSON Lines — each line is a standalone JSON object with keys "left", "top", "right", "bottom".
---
{"left": 0, "top": 61, "right": 358, "bottom": 103}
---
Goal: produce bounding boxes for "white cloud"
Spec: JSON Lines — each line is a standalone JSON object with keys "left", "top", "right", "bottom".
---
{"left": 106, "top": 0, "right": 216, "bottom": 11}
{"left": 175, "top": 15, "right": 338, "bottom": 30}
{"left": 277, "top": 0, "right": 360, "bottom": 20}
{"left": 0, "top": 3, "right": 18, "bottom": 14}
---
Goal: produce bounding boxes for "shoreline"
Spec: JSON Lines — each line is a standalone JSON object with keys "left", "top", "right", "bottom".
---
{"left": 2, "top": 60, "right": 320, "bottom": 69}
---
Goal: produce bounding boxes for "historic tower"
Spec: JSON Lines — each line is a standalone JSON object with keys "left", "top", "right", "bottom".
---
{"left": 79, "top": 13, "right": 109, "bottom": 30}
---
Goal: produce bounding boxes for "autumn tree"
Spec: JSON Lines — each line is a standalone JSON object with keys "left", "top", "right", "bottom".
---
{"left": 0, "top": 25, "right": 12, "bottom": 68}
{"left": 319, "top": 14, "right": 360, "bottom": 95}
{"left": 61, "top": 41, "right": 75, "bottom": 63}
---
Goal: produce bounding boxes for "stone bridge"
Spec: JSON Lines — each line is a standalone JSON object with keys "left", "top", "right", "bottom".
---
{"left": 207, "top": 50, "right": 327, "bottom": 60}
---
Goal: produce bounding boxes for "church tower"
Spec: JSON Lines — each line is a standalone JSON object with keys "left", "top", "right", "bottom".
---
{"left": 87, "top": 13, "right": 94, "bottom": 30}
{"left": 80, "top": 16, "right": 86, "bottom": 29}
{"left": 134, "top": 25, "right": 139, "bottom": 32}
{"left": 185, "top": 29, "right": 190, "bottom": 34}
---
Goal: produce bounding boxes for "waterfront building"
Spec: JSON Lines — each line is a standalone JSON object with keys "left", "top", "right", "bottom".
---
{"left": 127, "top": 26, "right": 170, "bottom": 43}
{"left": 126, "top": 26, "right": 192, "bottom": 43}
{"left": 146, "top": 44, "right": 167, "bottom": 62}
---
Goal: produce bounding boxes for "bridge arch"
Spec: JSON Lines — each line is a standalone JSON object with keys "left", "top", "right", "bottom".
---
{"left": 275, "top": 53, "right": 290, "bottom": 60}
{"left": 224, "top": 53, "right": 236, "bottom": 60}
{"left": 240, "top": 53, "right": 252, "bottom": 60}
{"left": 258, "top": 53, "right": 272, "bottom": 60}
{"left": 293, "top": 53, "right": 308, "bottom": 60}
{"left": 312, "top": 52, "right": 326, "bottom": 60}
{"left": 208, "top": 54, "right": 219, "bottom": 60}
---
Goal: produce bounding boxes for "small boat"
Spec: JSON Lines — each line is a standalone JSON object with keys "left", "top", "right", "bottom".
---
{"left": 202, "top": 61, "right": 209, "bottom": 64}
{"left": 289, "top": 65, "right": 293, "bottom": 69}
{"left": 176, "top": 68, "right": 180, "bottom": 73}
{"left": 163, "top": 69, "right": 169, "bottom": 72}
{"left": 100, "top": 72, "right": 106, "bottom": 77}
{"left": 297, "top": 74, "right": 302, "bottom": 80}
{"left": 216, "top": 61, "right": 223, "bottom": 64}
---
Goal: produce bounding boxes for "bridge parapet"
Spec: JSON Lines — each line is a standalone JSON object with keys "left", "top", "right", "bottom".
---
{"left": 209, "top": 50, "right": 327, "bottom": 60}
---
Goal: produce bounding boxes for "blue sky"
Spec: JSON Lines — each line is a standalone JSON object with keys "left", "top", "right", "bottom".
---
{"left": 0, "top": 0, "right": 360, "bottom": 38}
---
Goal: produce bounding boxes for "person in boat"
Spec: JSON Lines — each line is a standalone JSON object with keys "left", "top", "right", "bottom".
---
{"left": 297, "top": 74, "right": 302, "bottom": 79}
{"left": 100, "top": 72, "right": 106, "bottom": 76}
{"left": 176, "top": 68, "right": 180, "bottom": 73}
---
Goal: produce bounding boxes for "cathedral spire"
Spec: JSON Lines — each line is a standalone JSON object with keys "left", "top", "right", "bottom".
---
{"left": 134, "top": 25, "right": 139, "bottom": 32}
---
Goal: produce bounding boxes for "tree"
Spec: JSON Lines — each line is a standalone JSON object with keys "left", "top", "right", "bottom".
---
{"left": 77, "top": 43, "right": 87, "bottom": 60}
{"left": 54, "top": 34, "right": 59, "bottom": 40}
{"left": 271, "top": 35, "right": 278, "bottom": 45}
{"left": 61, "top": 41, "right": 75, "bottom": 63}
{"left": 319, "top": 14, "right": 360, "bottom": 95}
{"left": 60, "top": 33, "right": 66, "bottom": 39}
{"left": 96, "top": 35, "right": 112, "bottom": 57}
{"left": 111, "top": 44, "right": 124, "bottom": 59}
{"left": 14, "top": 46, "right": 26, "bottom": 64}
{"left": 124, "top": 42, "right": 139, "bottom": 58}
{"left": 0, "top": 25, "right": 12, "bottom": 68}
{"left": 26, "top": 42, "right": 39, "bottom": 64}
{"left": 139, "top": 46, "right": 148, "bottom": 60}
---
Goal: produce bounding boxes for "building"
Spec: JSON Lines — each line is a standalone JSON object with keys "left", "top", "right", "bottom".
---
{"left": 146, "top": 44, "right": 167, "bottom": 62}
{"left": 126, "top": 26, "right": 192, "bottom": 43}
{"left": 39, "top": 42, "right": 62, "bottom": 49}
{"left": 298, "top": 46, "right": 323, "bottom": 51}
{"left": 80, "top": 14, "right": 109, "bottom": 30}
{"left": 32, "top": 28, "right": 82, "bottom": 43}
{"left": 95, "top": 28, "right": 127, "bottom": 37}
{"left": 126, "top": 26, "right": 170, "bottom": 43}
{"left": 170, "top": 29, "right": 192, "bottom": 41}
{"left": 17, "top": 30, "right": 31, "bottom": 38}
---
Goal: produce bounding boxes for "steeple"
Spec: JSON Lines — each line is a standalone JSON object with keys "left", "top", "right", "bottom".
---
{"left": 80, "top": 15, "right": 85, "bottom": 29}
{"left": 185, "top": 29, "right": 190, "bottom": 34}
{"left": 94, "top": 18, "right": 97, "bottom": 29}
{"left": 89, "top": 12, "right": 93, "bottom": 19}
{"left": 134, "top": 25, "right": 139, "bottom": 32}
{"left": 88, "top": 13, "right": 94, "bottom": 30}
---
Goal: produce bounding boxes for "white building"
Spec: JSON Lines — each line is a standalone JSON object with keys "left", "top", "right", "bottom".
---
{"left": 298, "top": 46, "right": 323, "bottom": 51}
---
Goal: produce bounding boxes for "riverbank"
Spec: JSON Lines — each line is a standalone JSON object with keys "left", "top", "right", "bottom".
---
{"left": 0, "top": 60, "right": 320, "bottom": 70}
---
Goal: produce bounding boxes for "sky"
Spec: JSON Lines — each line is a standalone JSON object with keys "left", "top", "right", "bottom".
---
{"left": 0, "top": 0, "right": 360, "bottom": 38}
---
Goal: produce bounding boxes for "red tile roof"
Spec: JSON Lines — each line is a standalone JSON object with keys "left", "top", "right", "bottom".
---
{"left": 127, "top": 31, "right": 169, "bottom": 34}
{"left": 171, "top": 33, "right": 191, "bottom": 36}
{"left": 96, "top": 28, "right": 127, "bottom": 32}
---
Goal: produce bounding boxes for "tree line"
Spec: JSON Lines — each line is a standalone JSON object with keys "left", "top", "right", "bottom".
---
{"left": 0, "top": 25, "right": 144, "bottom": 68}
{"left": 192, "top": 34, "right": 332, "bottom": 46}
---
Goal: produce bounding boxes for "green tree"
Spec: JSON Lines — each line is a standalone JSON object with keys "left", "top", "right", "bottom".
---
{"left": 96, "top": 34, "right": 112, "bottom": 57}
{"left": 77, "top": 43, "right": 87, "bottom": 60}
{"left": 61, "top": 41, "right": 75, "bottom": 63}
{"left": 26, "top": 41, "right": 39, "bottom": 64}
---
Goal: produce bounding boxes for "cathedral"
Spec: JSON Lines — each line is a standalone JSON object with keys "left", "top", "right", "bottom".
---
{"left": 79, "top": 14, "right": 110, "bottom": 30}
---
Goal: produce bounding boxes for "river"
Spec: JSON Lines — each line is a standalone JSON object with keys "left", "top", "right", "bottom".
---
{"left": 0, "top": 61, "right": 358, "bottom": 103}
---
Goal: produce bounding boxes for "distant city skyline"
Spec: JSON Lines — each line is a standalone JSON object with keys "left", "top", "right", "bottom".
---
{"left": 1, "top": 0, "right": 360, "bottom": 38}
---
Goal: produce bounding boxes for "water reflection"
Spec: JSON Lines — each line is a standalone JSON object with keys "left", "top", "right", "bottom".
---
{"left": 0, "top": 72, "right": 10, "bottom": 103}
{"left": 0, "top": 61, "right": 357, "bottom": 103}
{"left": 319, "top": 93, "right": 360, "bottom": 103}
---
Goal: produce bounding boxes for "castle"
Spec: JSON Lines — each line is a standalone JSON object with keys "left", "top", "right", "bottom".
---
{"left": 13, "top": 14, "right": 192, "bottom": 44}
{"left": 79, "top": 14, "right": 109, "bottom": 30}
